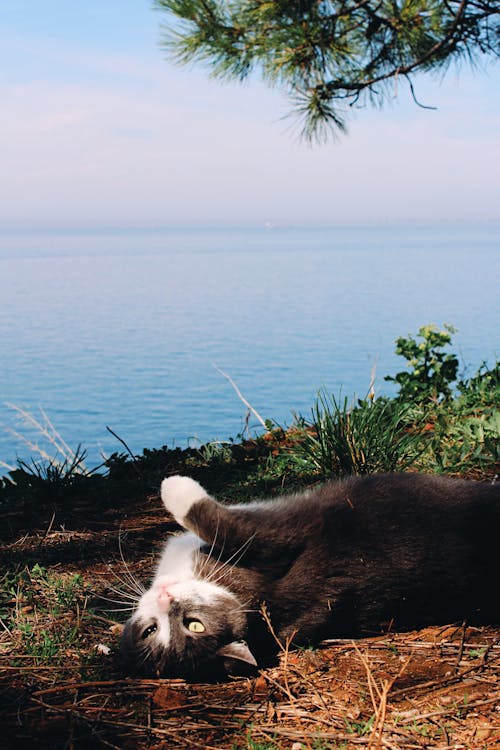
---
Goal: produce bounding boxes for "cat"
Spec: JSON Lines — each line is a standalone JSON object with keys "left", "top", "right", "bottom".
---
{"left": 120, "top": 473, "right": 499, "bottom": 679}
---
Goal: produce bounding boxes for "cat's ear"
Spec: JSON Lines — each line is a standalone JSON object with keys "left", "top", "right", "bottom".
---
{"left": 217, "top": 640, "right": 258, "bottom": 675}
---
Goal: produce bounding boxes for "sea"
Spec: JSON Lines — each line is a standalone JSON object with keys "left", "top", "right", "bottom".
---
{"left": 0, "top": 225, "right": 499, "bottom": 472}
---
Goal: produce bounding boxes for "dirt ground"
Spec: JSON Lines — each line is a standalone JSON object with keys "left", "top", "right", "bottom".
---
{"left": 1, "top": 488, "right": 499, "bottom": 749}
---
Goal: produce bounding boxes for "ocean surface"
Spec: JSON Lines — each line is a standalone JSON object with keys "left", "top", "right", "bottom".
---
{"left": 0, "top": 225, "right": 499, "bottom": 472}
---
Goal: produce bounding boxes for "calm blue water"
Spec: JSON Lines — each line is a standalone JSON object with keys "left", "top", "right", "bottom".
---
{"left": 0, "top": 226, "right": 499, "bottom": 472}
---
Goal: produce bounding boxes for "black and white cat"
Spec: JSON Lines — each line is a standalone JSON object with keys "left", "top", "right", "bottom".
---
{"left": 120, "top": 473, "right": 499, "bottom": 679}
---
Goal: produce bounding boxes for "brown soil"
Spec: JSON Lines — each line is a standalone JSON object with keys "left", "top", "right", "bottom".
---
{"left": 1, "top": 489, "right": 499, "bottom": 749}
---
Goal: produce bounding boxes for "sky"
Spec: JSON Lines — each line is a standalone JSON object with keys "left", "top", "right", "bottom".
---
{"left": 1, "top": 0, "right": 499, "bottom": 229}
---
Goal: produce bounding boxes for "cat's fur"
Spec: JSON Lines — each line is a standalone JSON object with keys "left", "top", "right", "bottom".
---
{"left": 120, "top": 473, "right": 499, "bottom": 679}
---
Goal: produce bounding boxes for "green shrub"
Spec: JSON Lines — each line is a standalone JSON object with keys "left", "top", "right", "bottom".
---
{"left": 385, "top": 324, "right": 459, "bottom": 403}
{"left": 457, "top": 361, "right": 500, "bottom": 409}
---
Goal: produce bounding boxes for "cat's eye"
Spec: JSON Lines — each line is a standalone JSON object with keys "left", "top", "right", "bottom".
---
{"left": 185, "top": 619, "right": 205, "bottom": 633}
{"left": 141, "top": 623, "right": 158, "bottom": 640}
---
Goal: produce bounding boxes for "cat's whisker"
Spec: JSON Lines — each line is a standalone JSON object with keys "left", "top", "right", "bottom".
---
{"left": 99, "top": 592, "right": 134, "bottom": 604}
{"left": 194, "top": 516, "right": 222, "bottom": 579}
{"left": 204, "top": 531, "right": 256, "bottom": 582}
{"left": 102, "top": 582, "right": 141, "bottom": 602}
{"left": 98, "top": 594, "right": 138, "bottom": 609}
{"left": 107, "top": 556, "right": 145, "bottom": 594}
{"left": 104, "top": 579, "right": 140, "bottom": 595}
{"left": 112, "top": 569, "right": 145, "bottom": 596}
{"left": 101, "top": 560, "right": 146, "bottom": 598}
{"left": 102, "top": 605, "right": 136, "bottom": 613}
{"left": 192, "top": 536, "right": 206, "bottom": 577}
{"left": 228, "top": 595, "right": 255, "bottom": 614}
{"left": 202, "top": 517, "right": 234, "bottom": 578}
{"left": 116, "top": 531, "right": 147, "bottom": 595}
{"left": 206, "top": 533, "right": 257, "bottom": 587}
{"left": 137, "top": 645, "right": 153, "bottom": 672}
{"left": 116, "top": 568, "right": 146, "bottom": 597}
{"left": 230, "top": 604, "right": 256, "bottom": 615}
{"left": 100, "top": 593, "right": 137, "bottom": 608}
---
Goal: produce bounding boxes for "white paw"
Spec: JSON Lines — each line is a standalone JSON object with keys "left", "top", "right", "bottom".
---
{"left": 160, "top": 476, "right": 208, "bottom": 524}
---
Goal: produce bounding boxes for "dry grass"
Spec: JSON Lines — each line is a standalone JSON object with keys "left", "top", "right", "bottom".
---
{"left": 1, "top": 492, "right": 499, "bottom": 749}
{"left": 3, "top": 626, "right": 499, "bottom": 749}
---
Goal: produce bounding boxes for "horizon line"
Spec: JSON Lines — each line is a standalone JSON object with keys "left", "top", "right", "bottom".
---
{"left": 2, "top": 220, "right": 500, "bottom": 235}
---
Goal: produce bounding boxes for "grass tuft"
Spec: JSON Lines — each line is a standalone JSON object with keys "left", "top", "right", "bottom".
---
{"left": 285, "top": 393, "right": 425, "bottom": 478}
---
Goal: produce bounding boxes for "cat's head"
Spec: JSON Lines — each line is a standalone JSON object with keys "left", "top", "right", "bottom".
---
{"left": 120, "top": 574, "right": 257, "bottom": 679}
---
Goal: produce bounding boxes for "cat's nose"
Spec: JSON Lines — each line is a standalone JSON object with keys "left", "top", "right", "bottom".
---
{"left": 157, "top": 586, "right": 175, "bottom": 612}
{"left": 156, "top": 576, "right": 179, "bottom": 611}
{"left": 157, "top": 588, "right": 174, "bottom": 606}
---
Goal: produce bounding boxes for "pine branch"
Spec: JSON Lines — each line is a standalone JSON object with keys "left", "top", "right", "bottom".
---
{"left": 154, "top": 0, "right": 500, "bottom": 139}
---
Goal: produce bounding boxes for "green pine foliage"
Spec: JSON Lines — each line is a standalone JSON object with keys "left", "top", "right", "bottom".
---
{"left": 154, "top": 0, "right": 500, "bottom": 139}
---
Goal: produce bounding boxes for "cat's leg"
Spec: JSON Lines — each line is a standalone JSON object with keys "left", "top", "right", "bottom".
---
{"left": 160, "top": 475, "right": 261, "bottom": 558}
{"left": 160, "top": 475, "right": 208, "bottom": 527}
{"left": 161, "top": 475, "right": 303, "bottom": 567}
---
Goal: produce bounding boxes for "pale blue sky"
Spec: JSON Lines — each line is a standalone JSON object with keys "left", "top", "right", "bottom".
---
{"left": 1, "top": 0, "right": 499, "bottom": 228}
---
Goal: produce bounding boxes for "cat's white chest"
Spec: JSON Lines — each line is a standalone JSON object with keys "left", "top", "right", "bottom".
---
{"left": 154, "top": 531, "right": 201, "bottom": 582}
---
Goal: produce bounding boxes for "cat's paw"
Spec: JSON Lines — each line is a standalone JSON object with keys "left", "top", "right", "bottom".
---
{"left": 161, "top": 476, "right": 208, "bottom": 524}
